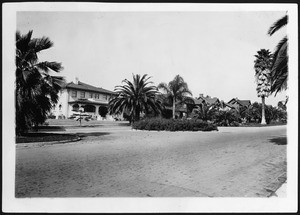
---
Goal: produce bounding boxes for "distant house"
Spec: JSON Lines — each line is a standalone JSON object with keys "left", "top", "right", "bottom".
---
{"left": 227, "top": 98, "right": 251, "bottom": 112}
{"left": 51, "top": 78, "right": 117, "bottom": 120}
{"left": 198, "top": 94, "right": 221, "bottom": 106}
{"left": 190, "top": 94, "right": 221, "bottom": 110}
{"left": 158, "top": 93, "right": 190, "bottom": 118}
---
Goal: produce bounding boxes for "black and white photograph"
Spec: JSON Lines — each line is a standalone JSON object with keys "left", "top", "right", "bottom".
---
{"left": 2, "top": 2, "right": 298, "bottom": 213}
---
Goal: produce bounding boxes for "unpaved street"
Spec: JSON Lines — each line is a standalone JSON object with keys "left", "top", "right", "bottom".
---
{"left": 15, "top": 125, "right": 287, "bottom": 197}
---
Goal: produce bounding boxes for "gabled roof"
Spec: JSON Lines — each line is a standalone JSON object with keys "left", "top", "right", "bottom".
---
{"left": 192, "top": 98, "right": 204, "bottom": 105}
{"left": 237, "top": 100, "right": 251, "bottom": 107}
{"left": 228, "top": 98, "right": 251, "bottom": 107}
{"left": 198, "top": 95, "right": 220, "bottom": 105}
{"left": 66, "top": 81, "right": 115, "bottom": 94}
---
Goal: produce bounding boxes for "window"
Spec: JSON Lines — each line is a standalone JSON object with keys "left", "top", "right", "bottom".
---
{"left": 89, "top": 93, "right": 93, "bottom": 98}
{"left": 80, "top": 91, "right": 85, "bottom": 98}
{"left": 59, "top": 104, "right": 62, "bottom": 110}
{"left": 95, "top": 94, "right": 99, "bottom": 99}
{"left": 72, "top": 90, "right": 77, "bottom": 98}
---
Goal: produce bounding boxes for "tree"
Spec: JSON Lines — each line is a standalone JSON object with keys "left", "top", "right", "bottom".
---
{"left": 268, "top": 14, "right": 288, "bottom": 95}
{"left": 16, "top": 30, "right": 64, "bottom": 135}
{"left": 254, "top": 49, "right": 272, "bottom": 125}
{"left": 214, "top": 109, "right": 240, "bottom": 126}
{"left": 158, "top": 75, "right": 192, "bottom": 119}
{"left": 190, "top": 103, "right": 218, "bottom": 122}
{"left": 108, "top": 74, "right": 162, "bottom": 123}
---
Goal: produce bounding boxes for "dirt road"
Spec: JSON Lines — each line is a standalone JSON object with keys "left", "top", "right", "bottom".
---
{"left": 15, "top": 125, "right": 287, "bottom": 197}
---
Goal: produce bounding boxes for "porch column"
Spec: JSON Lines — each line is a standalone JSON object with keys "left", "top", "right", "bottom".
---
{"left": 95, "top": 105, "right": 100, "bottom": 120}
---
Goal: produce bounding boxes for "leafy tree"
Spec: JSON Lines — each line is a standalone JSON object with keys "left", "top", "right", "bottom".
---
{"left": 158, "top": 75, "right": 192, "bottom": 119}
{"left": 254, "top": 49, "right": 272, "bottom": 125}
{"left": 16, "top": 30, "right": 64, "bottom": 135}
{"left": 277, "top": 100, "right": 287, "bottom": 111}
{"left": 108, "top": 74, "right": 163, "bottom": 123}
{"left": 268, "top": 14, "right": 288, "bottom": 95}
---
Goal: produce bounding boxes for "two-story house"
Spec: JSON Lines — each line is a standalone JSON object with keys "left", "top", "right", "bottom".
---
{"left": 227, "top": 98, "right": 251, "bottom": 112}
{"left": 51, "top": 78, "right": 117, "bottom": 120}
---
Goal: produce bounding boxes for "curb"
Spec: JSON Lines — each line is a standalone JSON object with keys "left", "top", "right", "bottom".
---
{"left": 270, "top": 182, "right": 287, "bottom": 197}
{"left": 265, "top": 172, "right": 287, "bottom": 197}
{"left": 16, "top": 137, "right": 81, "bottom": 149}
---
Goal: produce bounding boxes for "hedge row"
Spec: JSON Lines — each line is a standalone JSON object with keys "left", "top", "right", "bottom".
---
{"left": 132, "top": 118, "right": 218, "bottom": 132}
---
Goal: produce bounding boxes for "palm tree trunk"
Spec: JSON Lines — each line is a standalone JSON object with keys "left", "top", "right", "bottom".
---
{"left": 172, "top": 97, "right": 176, "bottom": 119}
{"left": 261, "top": 96, "right": 266, "bottom": 125}
{"left": 135, "top": 106, "right": 140, "bottom": 122}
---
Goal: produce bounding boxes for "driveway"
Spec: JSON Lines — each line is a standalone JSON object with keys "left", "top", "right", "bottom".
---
{"left": 15, "top": 125, "right": 287, "bottom": 197}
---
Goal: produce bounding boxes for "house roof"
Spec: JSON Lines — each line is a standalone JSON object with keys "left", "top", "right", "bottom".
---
{"left": 237, "top": 100, "right": 251, "bottom": 107}
{"left": 192, "top": 98, "right": 204, "bottom": 105}
{"left": 197, "top": 95, "right": 220, "bottom": 105}
{"left": 66, "top": 81, "right": 115, "bottom": 94}
{"left": 228, "top": 98, "right": 251, "bottom": 107}
{"left": 224, "top": 103, "right": 235, "bottom": 109}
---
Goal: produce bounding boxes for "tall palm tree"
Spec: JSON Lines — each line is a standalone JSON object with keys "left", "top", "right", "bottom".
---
{"left": 16, "top": 30, "right": 64, "bottom": 134}
{"left": 268, "top": 14, "right": 288, "bottom": 95}
{"left": 108, "top": 74, "right": 162, "bottom": 123}
{"left": 158, "top": 75, "right": 192, "bottom": 119}
{"left": 254, "top": 49, "right": 272, "bottom": 125}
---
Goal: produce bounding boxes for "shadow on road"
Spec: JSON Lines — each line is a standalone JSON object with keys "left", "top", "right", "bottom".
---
{"left": 75, "top": 132, "right": 111, "bottom": 138}
{"left": 269, "top": 137, "right": 287, "bottom": 145}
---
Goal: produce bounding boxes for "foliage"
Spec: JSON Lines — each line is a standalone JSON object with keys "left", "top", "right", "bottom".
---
{"left": 214, "top": 109, "right": 240, "bottom": 126}
{"left": 254, "top": 49, "right": 272, "bottom": 98}
{"left": 277, "top": 100, "right": 287, "bottom": 111}
{"left": 241, "top": 102, "right": 287, "bottom": 124}
{"left": 268, "top": 15, "right": 288, "bottom": 95}
{"left": 99, "top": 106, "right": 108, "bottom": 117}
{"left": 158, "top": 75, "right": 192, "bottom": 119}
{"left": 254, "top": 49, "right": 272, "bottom": 124}
{"left": 16, "top": 30, "right": 64, "bottom": 135}
{"left": 132, "top": 118, "right": 218, "bottom": 132}
{"left": 190, "top": 103, "right": 218, "bottom": 121}
{"left": 108, "top": 74, "right": 163, "bottom": 123}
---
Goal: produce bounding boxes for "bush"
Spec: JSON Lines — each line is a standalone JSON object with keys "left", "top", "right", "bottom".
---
{"left": 214, "top": 110, "right": 240, "bottom": 127}
{"left": 132, "top": 118, "right": 218, "bottom": 132}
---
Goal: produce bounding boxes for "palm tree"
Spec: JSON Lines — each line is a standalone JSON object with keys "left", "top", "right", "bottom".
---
{"left": 268, "top": 14, "right": 288, "bottom": 95}
{"left": 16, "top": 30, "right": 64, "bottom": 134}
{"left": 108, "top": 74, "right": 162, "bottom": 123}
{"left": 191, "top": 103, "right": 218, "bottom": 122}
{"left": 254, "top": 49, "right": 272, "bottom": 125}
{"left": 158, "top": 75, "right": 192, "bottom": 119}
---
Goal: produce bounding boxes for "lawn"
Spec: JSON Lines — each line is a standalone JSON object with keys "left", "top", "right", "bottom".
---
{"left": 16, "top": 133, "right": 78, "bottom": 143}
{"left": 46, "top": 118, "right": 128, "bottom": 126}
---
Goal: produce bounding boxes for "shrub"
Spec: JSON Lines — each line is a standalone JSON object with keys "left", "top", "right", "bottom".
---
{"left": 132, "top": 118, "right": 218, "bottom": 132}
{"left": 214, "top": 110, "right": 240, "bottom": 127}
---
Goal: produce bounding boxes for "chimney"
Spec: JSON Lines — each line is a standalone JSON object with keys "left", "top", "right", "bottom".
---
{"left": 75, "top": 77, "right": 79, "bottom": 85}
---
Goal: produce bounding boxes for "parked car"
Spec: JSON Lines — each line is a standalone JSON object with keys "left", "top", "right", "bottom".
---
{"left": 69, "top": 113, "right": 92, "bottom": 121}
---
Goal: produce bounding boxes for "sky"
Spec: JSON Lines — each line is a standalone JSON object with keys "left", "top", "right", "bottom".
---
{"left": 17, "top": 11, "right": 288, "bottom": 106}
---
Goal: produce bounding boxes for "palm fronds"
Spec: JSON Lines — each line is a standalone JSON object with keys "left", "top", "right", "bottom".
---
{"left": 108, "top": 74, "right": 162, "bottom": 123}
{"left": 15, "top": 30, "right": 65, "bottom": 134}
{"left": 158, "top": 75, "right": 192, "bottom": 119}
{"left": 268, "top": 15, "right": 288, "bottom": 36}
{"left": 268, "top": 15, "right": 288, "bottom": 95}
